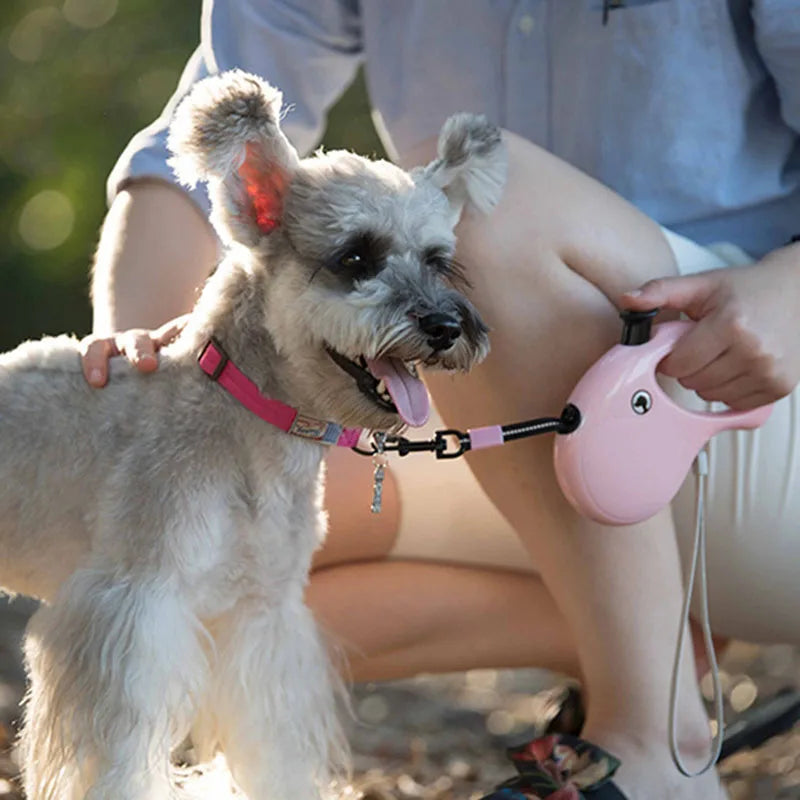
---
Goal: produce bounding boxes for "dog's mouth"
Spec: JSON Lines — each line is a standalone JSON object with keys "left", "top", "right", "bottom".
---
{"left": 325, "top": 348, "right": 430, "bottom": 427}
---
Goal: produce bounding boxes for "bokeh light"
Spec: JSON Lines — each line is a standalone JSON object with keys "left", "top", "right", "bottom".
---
{"left": 357, "top": 693, "right": 390, "bottom": 725}
{"left": 485, "top": 709, "right": 515, "bottom": 736}
{"left": 18, "top": 190, "right": 75, "bottom": 251}
{"left": 62, "top": 0, "right": 117, "bottom": 30}
{"left": 8, "top": 7, "right": 62, "bottom": 63}
{"left": 730, "top": 678, "right": 759, "bottom": 713}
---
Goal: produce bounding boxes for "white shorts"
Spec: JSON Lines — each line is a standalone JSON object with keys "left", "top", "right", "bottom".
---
{"left": 388, "top": 229, "right": 800, "bottom": 645}
{"left": 664, "top": 230, "right": 800, "bottom": 644}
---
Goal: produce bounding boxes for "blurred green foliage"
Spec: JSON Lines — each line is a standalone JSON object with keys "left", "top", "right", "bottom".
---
{"left": 0, "top": 0, "right": 382, "bottom": 350}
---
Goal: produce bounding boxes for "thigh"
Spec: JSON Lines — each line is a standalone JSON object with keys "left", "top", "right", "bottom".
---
{"left": 405, "top": 131, "right": 682, "bottom": 535}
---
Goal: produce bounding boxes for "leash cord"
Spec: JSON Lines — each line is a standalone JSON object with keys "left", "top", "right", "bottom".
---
{"left": 351, "top": 404, "right": 581, "bottom": 459}
{"left": 668, "top": 447, "right": 724, "bottom": 776}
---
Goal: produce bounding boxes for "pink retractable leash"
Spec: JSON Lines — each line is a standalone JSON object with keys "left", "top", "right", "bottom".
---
{"left": 358, "top": 309, "right": 774, "bottom": 776}
{"left": 554, "top": 309, "right": 772, "bottom": 775}
{"left": 553, "top": 311, "right": 771, "bottom": 525}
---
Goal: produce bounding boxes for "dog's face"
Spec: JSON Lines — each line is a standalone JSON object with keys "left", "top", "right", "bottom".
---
{"left": 169, "top": 72, "right": 507, "bottom": 430}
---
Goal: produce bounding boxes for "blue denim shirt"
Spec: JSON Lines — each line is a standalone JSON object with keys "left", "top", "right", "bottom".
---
{"left": 108, "top": 0, "right": 800, "bottom": 257}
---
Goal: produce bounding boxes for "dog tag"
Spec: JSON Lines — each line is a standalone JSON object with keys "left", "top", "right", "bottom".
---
{"left": 371, "top": 433, "right": 389, "bottom": 514}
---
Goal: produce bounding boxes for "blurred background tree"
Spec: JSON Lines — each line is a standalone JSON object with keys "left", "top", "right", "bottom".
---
{"left": 0, "top": 0, "right": 382, "bottom": 351}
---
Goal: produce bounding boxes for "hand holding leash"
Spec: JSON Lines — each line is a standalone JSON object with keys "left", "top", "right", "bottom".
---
{"left": 621, "top": 243, "right": 800, "bottom": 409}
{"left": 553, "top": 313, "right": 772, "bottom": 525}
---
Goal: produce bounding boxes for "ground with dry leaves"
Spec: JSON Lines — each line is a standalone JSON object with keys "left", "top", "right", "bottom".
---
{"left": 1, "top": 596, "right": 799, "bottom": 799}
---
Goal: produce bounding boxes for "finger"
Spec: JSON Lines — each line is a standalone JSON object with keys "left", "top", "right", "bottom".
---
{"left": 154, "top": 313, "right": 191, "bottom": 347}
{"left": 727, "top": 392, "right": 777, "bottom": 411}
{"left": 677, "top": 349, "right": 741, "bottom": 393}
{"left": 118, "top": 331, "right": 159, "bottom": 373}
{"left": 620, "top": 272, "right": 720, "bottom": 319}
{"left": 694, "top": 373, "right": 764, "bottom": 408}
{"left": 658, "top": 317, "right": 729, "bottom": 379}
{"left": 724, "top": 391, "right": 778, "bottom": 412}
{"left": 80, "top": 337, "right": 119, "bottom": 387}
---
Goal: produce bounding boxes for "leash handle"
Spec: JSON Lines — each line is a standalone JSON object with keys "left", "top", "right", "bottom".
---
{"left": 668, "top": 447, "right": 724, "bottom": 776}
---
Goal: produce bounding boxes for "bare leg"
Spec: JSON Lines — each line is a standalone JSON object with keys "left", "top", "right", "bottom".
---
{"left": 312, "top": 434, "right": 716, "bottom": 684}
{"left": 309, "top": 560, "right": 578, "bottom": 682}
{"left": 402, "top": 131, "right": 724, "bottom": 799}
{"left": 311, "top": 439, "right": 579, "bottom": 680}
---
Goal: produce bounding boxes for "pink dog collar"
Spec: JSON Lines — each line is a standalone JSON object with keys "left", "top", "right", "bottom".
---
{"left": 198, "top": 339, "right": 362, "bottom": 447}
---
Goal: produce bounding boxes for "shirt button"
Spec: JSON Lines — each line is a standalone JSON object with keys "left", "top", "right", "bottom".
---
{"left": 518, "top": 14, "right": 535, "bottom": 35}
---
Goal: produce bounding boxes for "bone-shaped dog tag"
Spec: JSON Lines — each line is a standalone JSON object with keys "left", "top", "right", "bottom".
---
{"left": 371, "top": 433, "right": 388, "bottom": 514}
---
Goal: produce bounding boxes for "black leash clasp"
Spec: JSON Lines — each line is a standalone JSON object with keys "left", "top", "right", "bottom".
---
{"left": 387, "top": 429, "right": 471, "bottom": 459}
{"left": 353, "top": 429, "right": 472, "bottom": 459}
{"left": 433, "top": 429, "right": 471, "bottom": 459}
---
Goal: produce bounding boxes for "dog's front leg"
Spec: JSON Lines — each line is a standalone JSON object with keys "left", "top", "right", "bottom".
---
{"left": 20, "top": 568, "right": 209, "bottom": 800}
{"left": 196, "top": 591, "right": 346, "bottom": 800}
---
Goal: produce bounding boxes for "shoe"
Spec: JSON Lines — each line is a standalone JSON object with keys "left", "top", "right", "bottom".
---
{"left": 540, "top": 684, "right": 585, "bottom": 737}
{"left": 480, "top": 685, "right": 800, "bottom": 799}
{"left": 478, "top": 733, "right": 627, "bottom": 799}
{"left": 539, "top": 683, "right": 800, "bottom": 757}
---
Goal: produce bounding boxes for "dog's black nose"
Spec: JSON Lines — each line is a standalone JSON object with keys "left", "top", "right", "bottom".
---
{"left": 419, "top": 312, "right": 461, "bottom": 351}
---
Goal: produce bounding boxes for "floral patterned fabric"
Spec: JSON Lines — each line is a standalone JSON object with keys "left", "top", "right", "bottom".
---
{"left": 479, "top": 734, "right": 624, "bottom": 800}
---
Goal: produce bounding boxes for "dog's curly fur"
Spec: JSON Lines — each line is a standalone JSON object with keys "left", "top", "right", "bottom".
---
{"left": 0, "top": 70, "right": 506, "bottom": 799}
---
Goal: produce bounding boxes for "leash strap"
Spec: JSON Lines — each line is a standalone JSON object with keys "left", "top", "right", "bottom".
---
{"left": 198, "top": 339, "right": 362, "bottom": 447}
{"left": 668, "top": 447, "right": 724, "bottom": 776}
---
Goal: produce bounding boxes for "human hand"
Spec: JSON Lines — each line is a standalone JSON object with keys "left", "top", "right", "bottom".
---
{"left": 620, "top": 246, "right": 800, "bottom": 410}
{"left": 80, "top": 314, "right": 190, "bottom": 387}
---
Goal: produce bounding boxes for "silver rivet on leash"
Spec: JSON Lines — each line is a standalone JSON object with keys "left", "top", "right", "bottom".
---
{"left": 371, "top": 432, "right": 389, "bottom": 513}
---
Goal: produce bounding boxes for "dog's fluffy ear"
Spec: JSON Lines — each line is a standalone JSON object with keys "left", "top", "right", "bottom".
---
{"left": 168, "top": 70, "right": 300, "bottom": 245}
{"left": 422, "top": 114, "right": 507, "bottom": 220}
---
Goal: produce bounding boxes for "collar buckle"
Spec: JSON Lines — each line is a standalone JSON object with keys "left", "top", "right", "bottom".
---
{"left": 199, "top": 338, "right": 230, "bottom": 381}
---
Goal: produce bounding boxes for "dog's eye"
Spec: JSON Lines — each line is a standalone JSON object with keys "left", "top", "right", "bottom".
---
{"left": 323, "top": 233, "right": 388, "bottom": 281}
{"left": 338, "top": 251, "right": 364, "bottom": 269}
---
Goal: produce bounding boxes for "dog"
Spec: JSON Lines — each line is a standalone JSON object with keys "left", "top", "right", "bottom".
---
{"left": 0, "top": 70, "right": 506, "bottom": 799}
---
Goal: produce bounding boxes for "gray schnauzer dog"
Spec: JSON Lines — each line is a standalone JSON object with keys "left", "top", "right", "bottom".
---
{"left": 0, "top": 71, "right": 506, "bottom": 799}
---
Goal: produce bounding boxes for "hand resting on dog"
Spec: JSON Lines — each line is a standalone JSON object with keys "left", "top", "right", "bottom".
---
{"left": 80, "top": 314, "right": 189, "bottom": 387}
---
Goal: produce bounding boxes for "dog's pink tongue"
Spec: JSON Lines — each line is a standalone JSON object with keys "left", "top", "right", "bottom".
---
{"left": 366, "top": 357, "right": 430, "bottom": 427}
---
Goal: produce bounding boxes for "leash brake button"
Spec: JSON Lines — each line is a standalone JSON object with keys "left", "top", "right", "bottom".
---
{"left": 620, "top": 308, "right": 659, "bottom": 346}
